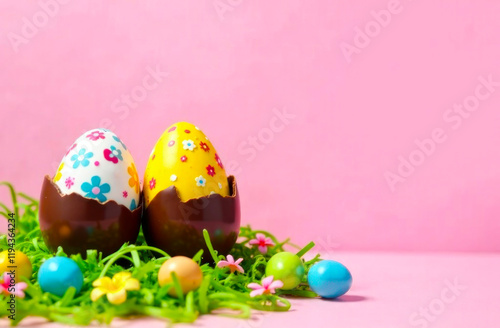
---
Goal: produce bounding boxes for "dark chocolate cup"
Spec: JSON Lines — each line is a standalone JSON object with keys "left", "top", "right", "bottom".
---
{"left": 39, "top": 175, "right": 142, "bottom": 257}
{"left": 142, "top": 175, "right": 241, "bottom": 260}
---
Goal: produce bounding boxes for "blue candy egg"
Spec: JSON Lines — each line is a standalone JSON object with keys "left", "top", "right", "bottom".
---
{"left": 308, "top": 260, "right": 352, "bottom": 298}
{"left": 38, "top": 256, "right": 83, "bottom": 297}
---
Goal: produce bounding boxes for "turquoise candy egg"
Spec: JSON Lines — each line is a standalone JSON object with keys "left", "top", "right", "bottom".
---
{"left": 307, "top": 260, "right": 352, "bottom": 298}
{"left": 38, "top": 257, "right": 83, "bottom": 297}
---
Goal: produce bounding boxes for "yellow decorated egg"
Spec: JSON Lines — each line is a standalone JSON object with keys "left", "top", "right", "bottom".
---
{"left": 144, "top": 122, "right": 230, "bottom": 205}
{"left": 142, "top": 122, "right": 241, "bottom": 259}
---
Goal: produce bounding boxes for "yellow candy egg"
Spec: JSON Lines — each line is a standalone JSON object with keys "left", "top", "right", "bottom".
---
{"left": 144, "top": 122, "right": 230, "bottom": 206}
{"left": 0, "top": 250, "right": 32, "bottom": 282}
{"left": 158, "top": 256, "right": 203, "bottom": 297}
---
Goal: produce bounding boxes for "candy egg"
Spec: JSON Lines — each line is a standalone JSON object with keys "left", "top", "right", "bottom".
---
{"left": 142, "top": 122, "right": 240, "bottom": 259}
{"left": 265, "top": 252, "right": 305, "bottom": 290}
{"left": 0, "top": 250, "right": 32, "bottom": 282}
{"left": 307, "top": 260, "right": 352, "bottom": 298}
{"left": 38, "top": 257, "right": 83, "bottom": 297}
{"left": 39, "top": 129, "right": 142, "bottom": 256}
{"left": 158, "top": 256, "right": 203, "bottom": 297}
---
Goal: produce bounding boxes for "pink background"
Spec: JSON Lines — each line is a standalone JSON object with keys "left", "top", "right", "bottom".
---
{"left": 1, "top": 0, "right": 500, "bottom": 252}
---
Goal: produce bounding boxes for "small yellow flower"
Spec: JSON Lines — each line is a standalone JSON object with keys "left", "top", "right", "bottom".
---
{"left": 91, "top": 272, "right": 140, "bottom": 305}
{"left": 54, "top": 163, "right": 64, "bottom": 182}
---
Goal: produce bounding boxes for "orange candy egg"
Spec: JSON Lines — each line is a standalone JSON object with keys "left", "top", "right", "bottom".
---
{"left": 158, "top": 256, "right": 203, "bottom": 297}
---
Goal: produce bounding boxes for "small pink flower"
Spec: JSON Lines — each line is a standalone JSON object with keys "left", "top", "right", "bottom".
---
{"left": 215, "top": 153, "right": 224, "bottom": 169}
{"left": 168, "top": 140, "right": 175, "bottom": 147}
{"left": 123, "top": 191, "right": 128, "bottom": 198}
{"left": 247, "top": 276, "right": 283, "bottom": 298}
{"left": 86, "top": 130, "right": 105, "bottom": 141}
{"left": 248, "top": 233, "right": 275, "bottom": 254}
{"left": 217, "top": 255, "right": 244, "bottom": 273}
{"left": 65, "top": 177, "right": 75, "bottom": 189}
{"left": 168, "top": 126, "right": 176, "bottom": 132}
{"left": 206, "top": 165, "right": 215, "bottom": 177}
{"left": 0, "top": 272, "right": 27, "bottom": 298}
{"left": 149, "top": 178, "right": 156, "bottom": 190}
{"left": 180, "top": 155, "right": 187, "bottom": 162}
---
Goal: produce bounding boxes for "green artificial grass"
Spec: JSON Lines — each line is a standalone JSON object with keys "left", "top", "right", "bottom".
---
{"left": 0, "top": 182, "right": 321, "bottom": 325}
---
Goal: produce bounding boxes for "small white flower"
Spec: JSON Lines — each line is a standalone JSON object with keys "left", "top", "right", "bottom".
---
{"left": 195, "top": 126, "right": 200, "bottom": 130}
{"left": 170, "top": 174, "right": 177, "bottom": 182}
{"left": 195, "top": 175, "right": 206, "bottom": 187}
{"left": 218, "top": 182, "right": 222, "bottom": 189}
{"left": 182, "top": 139, "right": 196, "bottom": 151}
{"left": 210, "top": 191, "right": 216, "bottom": 195}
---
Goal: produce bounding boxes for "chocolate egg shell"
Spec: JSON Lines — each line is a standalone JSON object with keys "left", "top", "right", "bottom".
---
{"left": 142, "top": 176, "right": 240, "bottom": 260}
{"left": 39, "top": 175, "right": 142, "bottom": 257}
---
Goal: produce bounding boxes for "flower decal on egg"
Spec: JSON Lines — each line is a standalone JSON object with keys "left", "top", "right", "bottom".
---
{"left": 200, "top": 141, "right": 210, "bottom": 152}
{"left": 86, "top": 130, "right": 105, "bottom": 141}
{"left": 71, "top": 149, "right": 94, "bottom": 169}
{"left": 195, "top": 175, "right": 206, "bottom": 187}
{"left": 149, "top": 178, "right": 156, "bottom": 190}
{"left": 206, "top": 165, "right": 216, "bottom": 177}
{"left": 128, "top": 163, "right": 140, "bottom": 194}
{"left": 180, "top": 155, "right": 187, "bottom": 162}
{"left": 215, "top": 153, "right": 224, "bottom": 169}
{"left": 54, "top": 163, "right": 64, "bottom": 182}
{"left": 81, "top": 176, "right": 111, "bottom": 203}
{"left": 112, "top": 136, "right": 127, "bottom": 150}
{"left": 65, "top": 177, "right": 75, "bottom": 189}
{"left": 104, "top": 146, "right": 123, "bottom": 164}
{"left": 182, "top": 140, "right": 196, "bottom": 151}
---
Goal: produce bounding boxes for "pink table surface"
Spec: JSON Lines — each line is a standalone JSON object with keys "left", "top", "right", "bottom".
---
{"left": 3, "top": 251, "right": 499, "bottom": 328}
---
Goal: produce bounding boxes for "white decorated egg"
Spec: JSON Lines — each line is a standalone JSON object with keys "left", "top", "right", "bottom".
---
{"left": 53, "top": 129, "right": 140, "bottom": 210}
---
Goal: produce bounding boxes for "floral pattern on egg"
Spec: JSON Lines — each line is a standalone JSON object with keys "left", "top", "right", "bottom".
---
{"left": 144, "top": 122, "right": 230, "bottom": 206}
{"left": 53, "top": 129, "right": 140, "bottom": 210}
